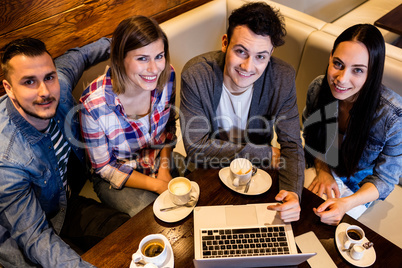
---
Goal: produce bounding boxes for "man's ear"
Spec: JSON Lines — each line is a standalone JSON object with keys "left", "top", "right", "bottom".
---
{"left": 221, "top": 34, "right": 228, "bottom": 53}
{"left": 3, "top": 80, "right": 15, "bottom": 99}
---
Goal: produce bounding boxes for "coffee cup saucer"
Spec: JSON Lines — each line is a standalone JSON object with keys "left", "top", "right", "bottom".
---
{"left": 218, "top": 167, "right": 272, "bottom": 195}
{"left": 335, "top": 223, "right": 376, "bottom": 267}
{"left": 130, "top": 234, "right": 174, "bottom": 268}
{"left": 153, "top": 181, "right": 200, "bottom": 223}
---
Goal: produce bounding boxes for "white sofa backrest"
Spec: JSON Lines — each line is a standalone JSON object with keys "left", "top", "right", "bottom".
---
{"left": 73, "top": 59, "right": 111, "bottom": 102}
{"left": 332, "top": 0, "right": 401, "bottom": 44}
{"left": 295, "top": 31, "right": 336, "bottom": 118}
{"left": 270, "top": 0, "right": 367, "bottom": 22}
{"left": 161, "top": 0, "right": 227, "bottom": 108}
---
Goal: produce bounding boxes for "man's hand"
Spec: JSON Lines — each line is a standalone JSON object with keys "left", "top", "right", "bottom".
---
{"left": 267, "top": 190, "right": 301, "bottom": 222}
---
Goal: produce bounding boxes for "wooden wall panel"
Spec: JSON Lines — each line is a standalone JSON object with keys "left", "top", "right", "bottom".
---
{"left": 0, "top": 0, "right": 212, "bottom": 95}
{"left": 0, "top": 0, "right": 83, "bottom": 36}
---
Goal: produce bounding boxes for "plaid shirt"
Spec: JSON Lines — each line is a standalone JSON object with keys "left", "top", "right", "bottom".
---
{"left": 80, "top": 67, "right": 176, "bottom": 189}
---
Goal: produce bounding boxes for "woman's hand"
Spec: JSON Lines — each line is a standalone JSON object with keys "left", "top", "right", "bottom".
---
{"left": 309, "top": 159, "right": 340, "bottom": 199}
{"left": 313, "top": 198, "right": 349, "bottom": 225}
{"left": 313, "top": 183, "right": 379, "bottom": 225}
{"left": 308, "top": 169, "right": 340, "bottom": 199}
{"left": 157, "top": 147, "right": 173, "bottom": 183}
{"left": 154, "top": 179, "right": 169, "bottom": 195}
{"left": 157, "top": 167, "right": 172, "bottom": 184}
{"left": 125, "top": 171, "right": 169, "bottom": 194}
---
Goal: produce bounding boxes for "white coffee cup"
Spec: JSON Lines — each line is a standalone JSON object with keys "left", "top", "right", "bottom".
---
{"left": 230, "top": 158, "right": 253, "bottom": 187}
{"left": 132, "top": 234, "right": 168, "bottom": 266}
{"left": 344, "top": 225, "right": 365, "bottom": 250}
{"left": 168, "top": 177, "right": 193, "bottom": 205}
{"left": 350, "top": 244, "right": 365, "bottom": 260}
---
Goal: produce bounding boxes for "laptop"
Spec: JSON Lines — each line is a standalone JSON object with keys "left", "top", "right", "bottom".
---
{"left": 193, "top": 203, "right": 316, "bottom": 268}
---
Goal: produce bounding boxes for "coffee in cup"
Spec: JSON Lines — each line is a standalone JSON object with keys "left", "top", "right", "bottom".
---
{"left": 132, "top": 234, "right": 168, "bottom": 266}
{"left": 344, "top": 225, "right": 365, "bottom": 250}
{"left": 168, "top": 177, "right": 193, "bottom": 205}
{"left": 347, "top": 229, "right": 363, "bottom": 241}
{"left": 230, "top": 158, "right": 253, "bottom": 187}
{"left": 142, "top": 240, "right": 164, "bottom": 257}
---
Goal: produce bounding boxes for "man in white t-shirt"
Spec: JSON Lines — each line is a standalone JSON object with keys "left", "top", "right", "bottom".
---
{"left": 180, "top": 2, "right": 305, "bottom": 222}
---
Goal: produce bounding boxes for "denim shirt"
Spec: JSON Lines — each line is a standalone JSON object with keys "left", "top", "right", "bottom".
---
{"left": 0, "top": 38, "right": 111, "bottom": 268}
{"left": 303, "top": 75, "right": 402, "bottom": 200}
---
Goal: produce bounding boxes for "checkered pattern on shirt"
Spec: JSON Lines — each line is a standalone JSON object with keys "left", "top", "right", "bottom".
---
{"left": 79, "top": 67, "right": 176, "bottom": 189}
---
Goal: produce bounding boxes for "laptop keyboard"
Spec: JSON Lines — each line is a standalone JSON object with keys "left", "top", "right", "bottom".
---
{"left": 201, "top": 226, "right": 290, "bottom": 258}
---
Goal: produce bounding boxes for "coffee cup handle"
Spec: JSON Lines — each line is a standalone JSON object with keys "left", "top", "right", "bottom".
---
{"left": 190, "top": 187, "right": 198, "bottom": 199}
{"left": 132, "top": 252, "right": 142, "bottom": 263}
{"left": 344, "top": 239, "right": 352, "bottom": 249}
{"left": 233, "top": 178, "right": 240, "bottom": 187}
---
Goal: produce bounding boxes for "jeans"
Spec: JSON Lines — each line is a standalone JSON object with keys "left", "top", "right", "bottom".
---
{"left": 60, "top": 195, "right": 130, "bottom": 255}
{"left": 92, "top": 155, "right": 182, "bottom": 217}
{"left": 93, "top": 175, "right": 158, "bottom": 217}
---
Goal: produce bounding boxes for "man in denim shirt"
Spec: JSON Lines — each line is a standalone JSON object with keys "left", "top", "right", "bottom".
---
{"left": 0, "top": 38, "right": 129, "bottom": 267}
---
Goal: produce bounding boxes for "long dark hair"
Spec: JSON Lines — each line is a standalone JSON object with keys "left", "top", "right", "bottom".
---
{"left": 305, "top": 24, "right": 385, "bottom": 178}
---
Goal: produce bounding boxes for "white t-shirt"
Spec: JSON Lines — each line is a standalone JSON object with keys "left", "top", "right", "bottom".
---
{"left": 216, "top": 83, "right": 253, "bottom": 143}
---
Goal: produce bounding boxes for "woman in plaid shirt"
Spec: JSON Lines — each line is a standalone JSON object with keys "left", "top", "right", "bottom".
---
{"left": 80, "top": 16, "right": 177, "bottom": 217}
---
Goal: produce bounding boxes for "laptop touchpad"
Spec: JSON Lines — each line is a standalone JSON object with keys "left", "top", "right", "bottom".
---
{"left": 225, "top": 206, "right": 258, "bottom": 226}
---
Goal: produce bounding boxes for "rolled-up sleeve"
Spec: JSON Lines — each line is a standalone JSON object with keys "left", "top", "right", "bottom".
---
{"left": 80, "top": 103, "right": 133, "bottom": 189}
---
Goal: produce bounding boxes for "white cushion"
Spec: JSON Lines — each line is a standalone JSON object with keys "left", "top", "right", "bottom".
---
{"left": 332, "top": 0, "right": 401, "bottom": 44}
{"left": 385, "top": 43, "right": 402, "bottom": 62}
{"left": 295, "top": 31, "right": 336, "bottom": 121}
{"left": 270, "top": 0, "right": 367, "bottom": 22}
{"left": 274, "top": 17, "right": 318, "bottom": 72}
{"left": 321, "top": 23, "right": 347, "bottom": 37}
{"left": 161, "top": 0, "right": 227, "bottom": 108}
{"left": 383, "top": 56, "right": 402, "bottom": 96}
{"left": 228, "top": 0, "right": 326, "bottom": 29}
{"left": 73, "top": 59, "right": 110, "bottom": 102}
{"left": 266, "top": 1, "right": 326, "bottom": 29}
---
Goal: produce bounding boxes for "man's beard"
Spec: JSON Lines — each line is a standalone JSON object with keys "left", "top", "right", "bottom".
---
{"left": 14, "top": 97, "right": 59, "bottom": 120}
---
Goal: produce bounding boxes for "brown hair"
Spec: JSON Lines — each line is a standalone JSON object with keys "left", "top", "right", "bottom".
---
{"left": 227, "top": 2, "right": 286, "bottom": 47}
{"left": 1, "top": 38, "right": 53, "bottom": 81}
{"left": 111, "top": 15, "right": 171, "bottom": 94}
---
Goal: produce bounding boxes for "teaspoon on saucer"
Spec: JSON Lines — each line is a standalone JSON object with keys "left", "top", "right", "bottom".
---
{"left": 342, "top": 241, "right": 374, "bottom": 252}
{"left": 244, "top": 166, "right": 257, "bottom": 193}
{"left": 160, "top": 197, "right": 197, "bottom": 212}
